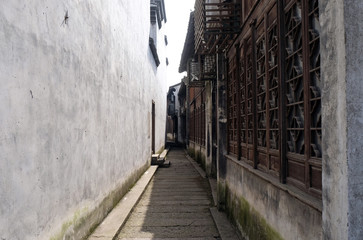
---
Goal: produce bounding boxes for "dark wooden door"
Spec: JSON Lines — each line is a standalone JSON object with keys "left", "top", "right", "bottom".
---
{"left": 152, "top": 101, "right": 155, "bottom": 153}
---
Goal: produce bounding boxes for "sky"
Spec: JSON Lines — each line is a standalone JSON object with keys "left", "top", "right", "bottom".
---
{"left": 164, "top": 0, "right": 196, "bottom": 87}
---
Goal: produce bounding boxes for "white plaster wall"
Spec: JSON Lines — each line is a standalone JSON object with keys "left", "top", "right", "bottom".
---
{"left": 345, "top": 1, "right": 363, "bottom": 239}
{"left": 320, "top": 1, "right": 348, "bottom": 239}
{"left": 321, "top": 0, "right": 363, "bottom": 239}
{"left": 205, "top": 82, "right": 213, "bottom": 176}
{"left": 0, "top": 1, "right": 167, "bottom": 239}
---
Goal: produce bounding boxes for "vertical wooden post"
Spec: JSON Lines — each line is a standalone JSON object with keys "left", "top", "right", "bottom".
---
{"left": 302, "top": 0, "right": 311, "bottom": 190}
{"left": 235, "top": 43, "right": 242, "bottom": 160}
{"left": 277, "top": 0, "right": 287, "bottom": 183}
{"left": 251, "top": 19, "right": 258, "bottom": 169}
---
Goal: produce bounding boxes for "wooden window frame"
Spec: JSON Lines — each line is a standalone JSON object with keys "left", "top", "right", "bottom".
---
{"left": 226, "top": 0, "right": 322, "bottom": 198}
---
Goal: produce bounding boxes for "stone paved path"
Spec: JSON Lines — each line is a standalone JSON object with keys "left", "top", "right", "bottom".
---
{"left": 117, "top": 148, "right": 221, "bottom": 240}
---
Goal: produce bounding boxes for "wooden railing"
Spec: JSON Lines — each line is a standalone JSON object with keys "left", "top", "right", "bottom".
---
{"left": 194, "top": 0, "right": 241, "bottom": 54}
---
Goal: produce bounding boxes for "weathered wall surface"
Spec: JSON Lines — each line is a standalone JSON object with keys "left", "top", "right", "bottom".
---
{"left": 188, "top": 142, "right": 206, "bottom": 170}
{"left": 0, "top": 1, "right": 167, "bottom": 239}
{"left": 345, "top": 2, "right": 363, "bottom": 238}
{"left": 205, "top": 82, "right": 214, "bottom": 177}
{"left": 225, "top": 158, "right": 322, "bottom": 240}
{"left": 321, "top": 0, "right": 363, "bottom": 239}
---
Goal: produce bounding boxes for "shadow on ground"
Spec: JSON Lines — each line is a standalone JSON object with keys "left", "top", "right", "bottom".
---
{"left": 117, "top": 148, "right": 221, "bottom": 240}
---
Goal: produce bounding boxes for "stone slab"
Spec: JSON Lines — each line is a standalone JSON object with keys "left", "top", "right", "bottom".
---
{"left": 117, "top": 149, "right": 220, "bottom": 240}
{"left": 209, "top": 178, "right": 218, "bottom": 207}
{"left": 118, "top": 238, "right": 220, "bottom": 240}
{"left": 184, "top": 150, "right": 241, "bottom": 239}
{"left": 87, "top": 166, "right": 158, "bottom": 240}
{"left": 185, "top": 154, "right": 207, "bottom": 178}
{"left": 131, "top": 205, "right": 210, "bottom": 214}
{"left": 117, "top": 226, "right": 219, "bottom": 239}
{"left": 159, "top": 149, "right": 168, "bottom": 159}
{"left": 127, "top": 212, "right": 213, "bottom": 220}
{"left": 210, "top": 207, "right": 242, "bottom": 240}
{"left": 125, "top": 217, "right": 215, "bottom": 227}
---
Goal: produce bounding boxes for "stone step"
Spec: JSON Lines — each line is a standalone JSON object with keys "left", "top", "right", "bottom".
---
{"left": 159, "top": 149, "right": 169, "bottom": 160}
{"left": 151, "top": 153, "right": 160, "bottom": 165}
{"left": 151, "top": 149, "right": 170, "bottom": 166}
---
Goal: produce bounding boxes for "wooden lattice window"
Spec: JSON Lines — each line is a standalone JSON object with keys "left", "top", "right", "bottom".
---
{"left": 189, "top": 103, "right": 195, "bottom": 143}
{"left": 239, "top": 43, "right": 247, "bottom": 155}
{"left": 266, "top": 4, "right": 280, "bottom": 174}
{"left": 197, "top": 107, "right": 200, "bottom": 144}
{"left": 226, "top": 0, "right": 321, "bottom": 197}
{"left": 284, "top": 0, "right": 322, "bottom": 196}
{"left": 239, "top": 37, "right": 256, "bottom": 166}
{"left": 308, "top": 0, "right": 322, "bottom": 192}
{"left": 256, "top": 19, "right": 268, "bottom": 170}
{"left": 201, "top": 90, "right": 206, "bottom": 146}
{"left": 227, "top": 55, "right": 238, "bottom": 156}
{"left": 285, "top": 0, "right": 306, "bottom": 187}
{"left": 189, "top": 88, "right": 206, "bottom": 147}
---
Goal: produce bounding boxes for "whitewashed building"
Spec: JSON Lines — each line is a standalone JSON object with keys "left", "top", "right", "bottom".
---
{"left": 0, "top": 0, "right": 168, "bottom": 239}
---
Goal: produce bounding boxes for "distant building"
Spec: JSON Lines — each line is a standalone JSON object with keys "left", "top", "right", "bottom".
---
{"left": 166, "top": 83, "right": 181, "bottom": 143}
{"left": 179, "top": 0, "right": 363, "bottom": 239}
{"left": 166, "top": 81, "right": 187, "bottom": 146}
{"left": 0, "top": 1, "right": 167, "bottom": 239}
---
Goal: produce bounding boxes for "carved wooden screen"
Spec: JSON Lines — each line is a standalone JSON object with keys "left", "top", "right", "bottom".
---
{"left": 239, "top": 43, "right": 247, "bottom": 159}
{"left": 195, "top": 104, "right": 199, "bottom": 144}
{"left": 226, "top": 0, "right": 321, "bottom": 197}
{"left": 189, "top": 102, "right": 195, "bottom": 143}
{"left": 189, "top": 88, "right": 207, "bottom": 147}
{"left": 285, "top": 0, "right": 305, "bottom": 186}
{"left": 201, "top": 90, "right": 206, "bottom": 146}
{"left": 243, "top": 37, "right": 255, "bottom": 165}
{"left": 227, "top": 55, "right": 238, "bottom": 156}
{"left": 253, "top": 5, "right": 280, "bottom": 176}
{"left": 256, "top": 18, "right": 268, "bottom": 169}
{"left": 308, "top": 0, "right": 322, "bottom": 192}
{"left": 284, "top": 0, "right": 322, "bottom": 196}
{"left": 266, "top": 4, "right": 280, "bottom": 174}
{"left": 196, "top": 96, "right": 201, "bottom": 144}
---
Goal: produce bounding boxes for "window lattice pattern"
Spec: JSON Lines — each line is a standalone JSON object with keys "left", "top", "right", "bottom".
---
{"left": 284, "top": 0, "right": 322, "bottom": 195}
{"left": 226, "top": 0, "right": 322, "bottom": 197}
{"left": 285, "top": 0, "right": 305, "bottom": 156}
{"left": 245, "top": 41, "right": 254, "bottom": 163}
{"left": 256, "top": 22, "right": 267, "bottom": 150}
{"left": 266, "top": 5, "right": 280, "bottom": 173}
{"left": 307, "top": 0, "right": 322, "bottom": 190}
{"left": 228, "top": 56, "right": 238, "bottom": 156}
{"left": 189, "top": 88, "right": 206, "bottom": 147}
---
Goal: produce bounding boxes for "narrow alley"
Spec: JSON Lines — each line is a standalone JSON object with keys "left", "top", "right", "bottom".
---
{"left": 117, "top": 148, "right": 222, "bottom": 239}
{"left": 1, "top": 1, "right": 362, "bottom": 239}
{"left": 88, "top": 148, "right": 241, "bottom": 240}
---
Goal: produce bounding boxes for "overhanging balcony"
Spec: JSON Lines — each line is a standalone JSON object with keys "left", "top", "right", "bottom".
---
{"left": 195, "top": 0, "right": 241, "bottom": 55}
